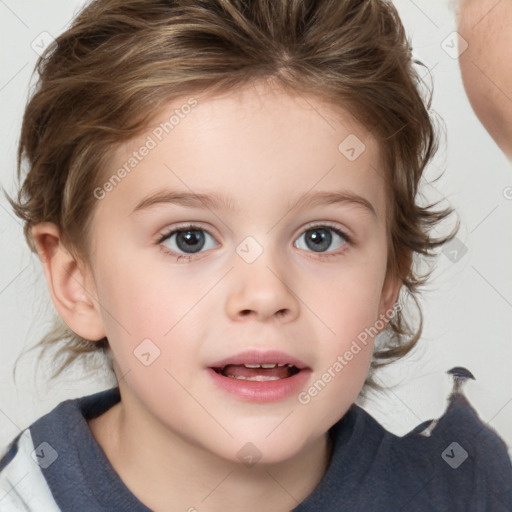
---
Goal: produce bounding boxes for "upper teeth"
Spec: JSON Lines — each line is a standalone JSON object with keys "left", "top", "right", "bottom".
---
{"left": 243, "top": 363, "right": 291, "bottom": 368}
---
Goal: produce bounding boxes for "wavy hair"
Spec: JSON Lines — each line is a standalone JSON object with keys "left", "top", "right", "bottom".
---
{"left": 6, "top": 0, "right": 458, "bottom": 391}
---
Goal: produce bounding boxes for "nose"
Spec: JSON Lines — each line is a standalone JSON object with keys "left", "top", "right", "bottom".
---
{"left": 225, "top": 251, "right": 300, "bottom": 323}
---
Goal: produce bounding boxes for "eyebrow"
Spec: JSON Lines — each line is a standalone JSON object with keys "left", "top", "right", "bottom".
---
{"left": 288, "top": 191, "right": 377, "bottom": 218}
{"left": 131, "top": 190, "right": 239, "bottom": 215}
{"left": 131, "top": 189, "right": 377, "bottom": 218}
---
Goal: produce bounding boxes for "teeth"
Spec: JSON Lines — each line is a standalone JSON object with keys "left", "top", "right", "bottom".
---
{"left": 228, "top": 375, "right": 281, "bottom": 381}
{"left": 220, "top": 363, "right": 298, "bottom": 372}
{"left": 242, "top": 363, "right": 280, "bottom": 369}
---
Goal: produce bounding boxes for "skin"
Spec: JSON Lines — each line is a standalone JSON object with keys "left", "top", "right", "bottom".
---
{"left": 31, "top": 80, "right": 401, "bottom": 512}
{"left": 456, "top": 0, "right": 512, "bottom": 160}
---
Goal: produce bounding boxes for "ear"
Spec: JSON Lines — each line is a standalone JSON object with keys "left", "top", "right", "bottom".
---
{"left": 379, "top": 270, "right": 402, "bottom": 314}
{"left": 378, "top": 247, "right": 412, "bottom": 321}
{"left": 31, "top": 222, "right": 106, "bottom": 341}
{"left": 376, "top": 269, "right": 403, "bottom": 335}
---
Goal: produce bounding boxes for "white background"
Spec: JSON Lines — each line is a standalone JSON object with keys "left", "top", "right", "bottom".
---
{"left": 1, "top": 0, "right": 511, "bottom": 452}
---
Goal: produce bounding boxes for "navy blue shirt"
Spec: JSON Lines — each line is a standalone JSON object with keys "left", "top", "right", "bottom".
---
{"left": 1, "top": 387, "right": 511, "bottom": 511}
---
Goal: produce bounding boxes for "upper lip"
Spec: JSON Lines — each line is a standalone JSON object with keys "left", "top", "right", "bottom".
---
{"left": 208, "top": 350, "right": 309, "bottom": 370}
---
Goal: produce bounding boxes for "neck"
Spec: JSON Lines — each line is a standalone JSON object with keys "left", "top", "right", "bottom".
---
{"left": 88, "top": 395, "right": 333, "bottom": 512}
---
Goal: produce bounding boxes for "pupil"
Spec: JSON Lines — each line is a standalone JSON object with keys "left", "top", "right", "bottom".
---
{"left": 177, "top": 230, "right": 205, "bottom": 253}
{"left": 306, "top": 228, "right": 331, "bottom": 252}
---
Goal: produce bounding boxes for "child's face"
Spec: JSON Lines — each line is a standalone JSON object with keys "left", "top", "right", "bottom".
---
{"left": 85, "top": 81, "right": 399, "bottom": 464}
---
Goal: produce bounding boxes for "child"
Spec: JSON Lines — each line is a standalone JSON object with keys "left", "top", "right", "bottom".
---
{"left": 1, "top": 0, "right": 511, "bottom": 510}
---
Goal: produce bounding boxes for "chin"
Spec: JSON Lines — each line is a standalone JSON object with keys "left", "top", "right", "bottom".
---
{"left": 221, "top": 428, "right": 322, "bottom": 468}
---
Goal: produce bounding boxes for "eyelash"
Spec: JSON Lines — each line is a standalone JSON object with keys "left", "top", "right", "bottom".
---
{"left": 156, "top": 223, "right": 353, "bottom": 262}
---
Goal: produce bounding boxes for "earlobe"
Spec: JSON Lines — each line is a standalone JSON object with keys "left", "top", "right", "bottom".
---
{"left": 31, "top": 222, "right": 106, "bottom": 341}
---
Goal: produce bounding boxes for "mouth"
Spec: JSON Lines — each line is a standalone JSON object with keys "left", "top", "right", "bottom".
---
{"left": 212, "top": 362, "right": 302, "bottom": 381}
{"left": 208, "top": 350, "right": 308, "bottom": 382}
{"left": 207, "top": 350, "right": 311, "bottom": 401}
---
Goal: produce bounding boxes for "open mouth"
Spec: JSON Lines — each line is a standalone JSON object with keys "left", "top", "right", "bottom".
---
{"left": 207, "top": 351, "right": 311, "bottom": 400}
{"left": 212, "top": 363, "right": 302, "bottom": 381}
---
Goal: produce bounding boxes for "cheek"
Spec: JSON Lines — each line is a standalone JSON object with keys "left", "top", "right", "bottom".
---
{"left": 92, "top": 249, "right": 214, "bottom": 368}
{"left": 316, "top": 254, "right": 387, "bottom": 325}
{"left": 308, "top": 255, "right": 388, "bottom": 381}
{"left": 313, "top": 270, "right": 383, "bottom": 403}
{"left": 94, "top": 246, "right": 188, "bottom": 329}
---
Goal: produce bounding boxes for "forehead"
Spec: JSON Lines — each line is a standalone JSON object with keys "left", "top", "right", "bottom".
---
{"left": 96, "top": 82, "right": 387, "bottom": 221}
{"left": 112, "top": 80, "right": 380, "bottom": 157}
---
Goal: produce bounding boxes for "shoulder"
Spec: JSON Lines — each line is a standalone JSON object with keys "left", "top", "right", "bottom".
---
{"left": 388, "top": 393, "right": 512, "bottom": 510}
{"left": 404, "top": 393, "right": 512, "bottom": 470}
{"left": 0, "top": 429, "right": 60, "bottom": 511}
{"left": 307, "top": 388, "right": 512, "bottom": 512}
{"left": 0, "top": 387, "right": 121, "bottom": 512}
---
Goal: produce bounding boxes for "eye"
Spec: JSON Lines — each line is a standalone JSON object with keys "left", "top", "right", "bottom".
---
{"left": 157, "top": 224, "right": 218, "bottom": 261}
{"left": 157, "top": 223, "right": 351, "bottom": 262}
{"left": 294, "top": 224, "right": 351, "bottom": 256}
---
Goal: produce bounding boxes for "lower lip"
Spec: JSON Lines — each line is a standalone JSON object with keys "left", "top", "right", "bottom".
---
{"left": 206, "top": 368, "right": 311, "bottom": 402}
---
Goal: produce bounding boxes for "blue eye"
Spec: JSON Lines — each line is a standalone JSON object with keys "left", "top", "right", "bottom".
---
{"left": 294, "top": 225, "right": 350, "bottom": 255}
{"left": 157, "top": 223, "right": 351, "bottom": 262}
{"left": 158, "top": 225, "right": 218, "bottom": 261}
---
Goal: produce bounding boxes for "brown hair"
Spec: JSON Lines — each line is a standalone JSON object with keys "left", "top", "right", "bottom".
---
{"left": 5, "top": 0, "right": 458, "bottom": 391}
